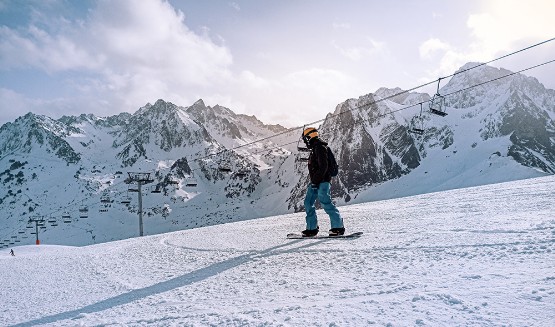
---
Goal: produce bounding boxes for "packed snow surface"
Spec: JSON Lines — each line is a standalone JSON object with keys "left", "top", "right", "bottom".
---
{"left": 1, "top": 175, "right": 554, "bottom": 326}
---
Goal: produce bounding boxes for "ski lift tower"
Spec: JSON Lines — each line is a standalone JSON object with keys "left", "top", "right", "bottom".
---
{"left": 126, "top": 172, "right": 154, "bottom": 236}
{"left": 28, "top": 216, "right": 45, "bottom": 245}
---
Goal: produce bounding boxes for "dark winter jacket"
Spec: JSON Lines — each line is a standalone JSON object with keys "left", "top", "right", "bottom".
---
{"left": 307, "top": 139, "right": 331, "bottom": 185}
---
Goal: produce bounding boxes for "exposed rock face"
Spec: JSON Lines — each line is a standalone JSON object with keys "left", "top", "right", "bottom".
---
{"left": 287, "top": 92, "right": 423, "bottom": 210}
{"left": 446, "top": 63, "right": 555, "bottom": 174}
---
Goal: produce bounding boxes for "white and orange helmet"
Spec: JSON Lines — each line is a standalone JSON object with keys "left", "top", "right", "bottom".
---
{"left": 302, "top": 127, "right": 319, "bottom": 144}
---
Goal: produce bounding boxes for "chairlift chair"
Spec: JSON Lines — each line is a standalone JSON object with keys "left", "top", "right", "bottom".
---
{"left": 429, "top": 93, "right": 447, "bottom": 117}
{"left": 185, "top": 177, "right": 198, "bottom": 187}
{"left": 49, "top": 216, "right": 59, "bottom": 226}
{"left": 296, "top": 132, "right": 310, "bottom": 152}
{"left": 234, "top": 170, "right": 248, "bottom": 178}
{"left": 410, "top": 126, "right": 425, "bottom": 135}
{"left": 296, "top": 128, "right": 311, "bottom": 162}
{"left": 409, "top": 103, "right": 426, "bottom": 135}
{"left": 410, "top": 128, "right": 424, "bottom": 135}
{"left": 428, "top": 78, "right": 448, "bottom": 117}
{"left": 218, "top": 164, "right": 232, "bottom": 173}
{"left": 296, "top": 149, "right": 310, "bottom": 163}
{"left": 121, "top": 196, "right": 131, "bottom": 204}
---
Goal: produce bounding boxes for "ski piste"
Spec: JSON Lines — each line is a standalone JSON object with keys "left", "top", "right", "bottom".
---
{"left": 286, "top": 231, "right": 363, "bottom": 239}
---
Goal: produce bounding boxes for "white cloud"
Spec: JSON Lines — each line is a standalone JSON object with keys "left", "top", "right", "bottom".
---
{"left": 467, "top": 0, "right": 555, "bottom": 55}
{"left": 418, "top": 0, "right": 555, "bottom": 83}
{"left": 419, "top": 38, "right": 451, "bottom": 60}
{"left": 221, "top": 68, "right": 367, "bottom": 127}
{"left": 332, "top": 38, "right": 386, "bottom": 61}
{"left": 88, "top": 0, "right": 233, "bottom": 87}
{"left": 419, "top": 38, "right": 470, "bottom": 80}
{"left": 0, "top": 24, "right": 102, "bottom": 72}
{"left": 0, "top": 87, "right": 88, "bottom": 123}
{"left": 0, "top": 0, "right": 234, "bottom": 119}
{"left": 332, "top": 22, "right": 351, "bottom": 30}
{"left": 0, "top": 88, "right": 29, "bottom": 123}
{"left": 229, "top": 2, "right": 240, "bottom": 11}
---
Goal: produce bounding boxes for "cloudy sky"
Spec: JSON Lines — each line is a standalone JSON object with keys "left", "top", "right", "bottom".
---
{"left": 0, "top": 0, "right": 554, "bottom": 128}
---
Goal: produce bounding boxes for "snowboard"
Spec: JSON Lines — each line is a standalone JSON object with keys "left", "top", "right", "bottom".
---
{"left": 286, "top": 231, "right": 363, "bottom": 239}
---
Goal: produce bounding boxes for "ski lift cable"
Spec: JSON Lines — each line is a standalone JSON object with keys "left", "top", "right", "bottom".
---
{"left": 1, "top": 220, "right": 30, "bottom": 243}
{"left": 442, "top": 59, "right": 555, "bottom": 98}
{"left": 179, "top": 54, "right": 553, "bottom": 178}
{"left": 184, "top": 56, "right": 555, "bottom": 172}
{"left": 185, "top": 37, "right": 555, "bottom": 168}
{"left": 246, "top": 57, "right": 555, "bottom": 156}
{"left": 21, "top": 174, "right": 131, "bottom": 220}
{"left": 163, "top": 40, "right": 555, "bottom": 180}
{"left": 29, "top": 172, "right": 145, "bottom": 220}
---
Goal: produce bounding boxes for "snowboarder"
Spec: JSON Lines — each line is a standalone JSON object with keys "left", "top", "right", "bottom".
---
{"left": 10, "top": 249, "right": 14, "bottom": 256}
{"left": 300, "top": 127, "right": 345, "bottom": 237}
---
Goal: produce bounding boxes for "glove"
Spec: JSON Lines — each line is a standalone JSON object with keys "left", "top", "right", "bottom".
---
{"left": 311, "top": 183, "right": 319, "bottom": 190}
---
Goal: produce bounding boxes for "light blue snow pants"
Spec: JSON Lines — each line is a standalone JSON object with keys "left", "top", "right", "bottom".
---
{"left": 304, "top": 182, "right": 343, "bottom": 230}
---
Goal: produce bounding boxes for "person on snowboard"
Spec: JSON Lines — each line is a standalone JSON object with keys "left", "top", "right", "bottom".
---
{"left": 301, "top": 127, "right": 345, "bottom": 237}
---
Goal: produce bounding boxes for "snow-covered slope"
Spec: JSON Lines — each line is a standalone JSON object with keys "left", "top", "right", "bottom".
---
{"left": 1, "top": 175, "right": 554, "bottom": 326}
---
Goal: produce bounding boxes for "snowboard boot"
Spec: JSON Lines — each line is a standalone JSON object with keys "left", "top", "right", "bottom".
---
{"left": 301, "top": 227, "right": 319, "bottom": 237}
{"left": 328, "top": 227, "right": 345, "bottom": 236}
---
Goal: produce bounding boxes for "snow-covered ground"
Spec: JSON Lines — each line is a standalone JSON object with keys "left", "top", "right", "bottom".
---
{"left": 1, "top": 175, "right": 554, "bottom": 326}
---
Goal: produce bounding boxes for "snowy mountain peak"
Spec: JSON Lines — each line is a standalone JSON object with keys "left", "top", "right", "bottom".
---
{"left": 192, "top": 98, "right": 206, "bottom": 107}
{"left": 0, "top": 111, "right": 81, "bottom": 163}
